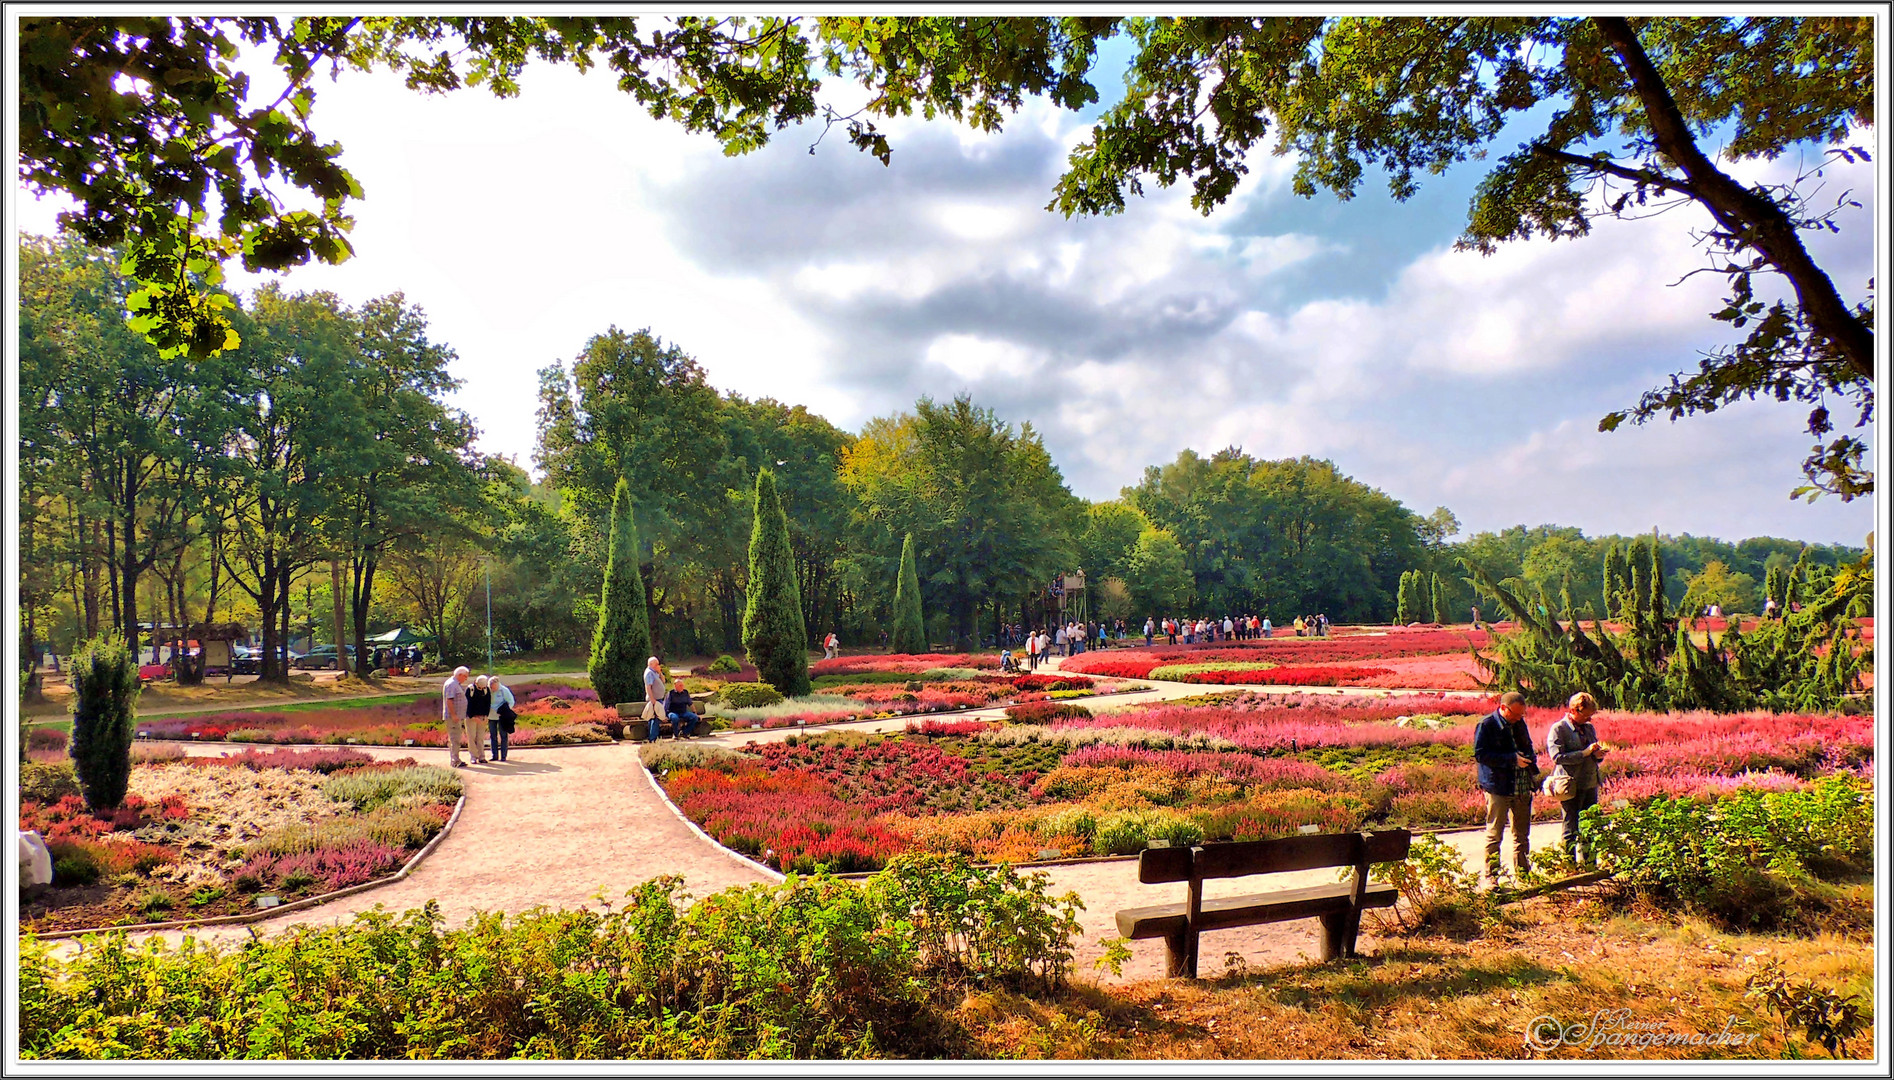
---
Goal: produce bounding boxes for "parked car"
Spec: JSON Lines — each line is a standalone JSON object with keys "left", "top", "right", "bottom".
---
{"left": 230, "top": 645, "right": 303, "bottom": 674}
{"left": 300, "top": 644, "right": 359, "bottom": 671}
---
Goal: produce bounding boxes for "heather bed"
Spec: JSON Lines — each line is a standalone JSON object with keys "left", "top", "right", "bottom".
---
{"left": 715, "top": 669, "right": 1134, "bottom": 730}
{"left": 18, "top": 747, "right": 461, "bottom": 933}
{"left": 646, "top": 693, "right": 1871, "bottom": 874}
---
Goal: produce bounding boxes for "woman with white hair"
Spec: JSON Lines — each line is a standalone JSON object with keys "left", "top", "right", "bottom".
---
{"left": 487, "top": 675, "right": 516, "bottom": 762}
{"left": 465, "top": 676, "right": 492, "bottom": 765}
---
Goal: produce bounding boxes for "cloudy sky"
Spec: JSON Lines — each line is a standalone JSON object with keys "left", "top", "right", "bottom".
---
{"left": 14, "top": 24, "right": 1882, "bottom": 548}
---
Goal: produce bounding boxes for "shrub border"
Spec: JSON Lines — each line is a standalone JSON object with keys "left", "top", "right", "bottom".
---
{"left": 27, "top": 793, "right": 467, "bottom": 941}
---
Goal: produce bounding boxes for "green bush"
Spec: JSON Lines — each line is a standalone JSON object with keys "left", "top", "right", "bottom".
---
{"left": 1588, "top": 775, "right": 1872, "bottom": 930}
{"left": 245, "top": 803, "right": 450, "bottom": 859}
{"left": 17, "top": 855, "right": 1083, "bottom": 1060}
{"left": 716, "top": 682, "right": 785, "bottom": 709}
{"left": 21, "top": 761, "right": 81, "bottom": 803}
{"left": 589, "top": 478, "right": 652, "bottom": 709}
{"left": 67, "top": 634, "right": 141, "bottom": 811}
{"left": 1089, "top": 810, "right": 1201, "bottom": 856}
{"left": 706, "top": 655, "right": 740, "bottom": 674}
{"left": 49, "top": 843, "right": 103, "bottom": 887}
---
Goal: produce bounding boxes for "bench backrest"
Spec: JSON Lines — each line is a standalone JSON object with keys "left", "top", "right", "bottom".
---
{"left": 1138, "top": 830, "right": 1412, "bottom": 884}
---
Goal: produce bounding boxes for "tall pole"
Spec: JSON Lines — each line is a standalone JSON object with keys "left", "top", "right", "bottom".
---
{"left": 485, "top": 561, "right": 493, "bottom": 670}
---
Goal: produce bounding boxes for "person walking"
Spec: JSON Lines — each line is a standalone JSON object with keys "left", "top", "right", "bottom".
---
{"left": 465, "top": 677, "right": 492, "bottom": 765}
{"left": 1054, "top": 624, "right": 1068, "bottom": 658}
{"left": 1545, "top": 691, "right": 1607, "bottom": 865}
{"left": 642, "top": 656, "right": 667, "bottom": 743}
{"left": 823, "top": 631, "right": 839, "bottom": 660}
{"left": 664, "top": 677, "right": 701, "bottom": 740}
{"left": 1144, "top": 617, "right": 1154, "bottom": 647}
{"left": 1474, "top": 691, "right": 1539, "bottom": 886}
{"left": 441, "top": 666, "right": 474, "bottom": 768}
{"left": 488, "top": 675, "right": 516, "bottom": 762}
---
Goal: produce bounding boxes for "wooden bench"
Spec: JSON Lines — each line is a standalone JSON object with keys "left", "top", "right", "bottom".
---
{"left": 616, "top": 693, "right": 717, "bottom": 740}
{"left": 1114, "top": 829, "right": 1411, "bottom": 978}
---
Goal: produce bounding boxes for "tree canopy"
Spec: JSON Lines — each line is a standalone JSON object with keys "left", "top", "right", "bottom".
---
{"left": 23, "top": 15, "right": 1869, "bottom": 501}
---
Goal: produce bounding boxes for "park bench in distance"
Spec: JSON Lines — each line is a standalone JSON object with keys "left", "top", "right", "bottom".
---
{"left": 1115, "top": 829, "right": 1412, "bottom": 978}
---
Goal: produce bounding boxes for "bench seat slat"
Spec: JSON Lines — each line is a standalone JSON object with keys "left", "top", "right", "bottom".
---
{"left": 1115, "top": 881, "right": 1398, "bottom": 940}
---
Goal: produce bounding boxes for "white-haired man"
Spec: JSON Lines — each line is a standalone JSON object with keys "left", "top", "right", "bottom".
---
{"left": 642, "top": 656, "right": 666, "bottom": 742}
{"left": 442, "top": 666, "right": 474, "bottom": 767}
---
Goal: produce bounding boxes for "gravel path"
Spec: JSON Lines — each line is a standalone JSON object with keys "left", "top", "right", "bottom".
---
{"left": 44, "top": 658, "right": 1518, "bottom": 985}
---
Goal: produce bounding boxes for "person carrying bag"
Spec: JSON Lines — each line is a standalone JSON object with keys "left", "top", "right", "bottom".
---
{"left": 1545, "top": 691, "right": 1608, "bottom": 865}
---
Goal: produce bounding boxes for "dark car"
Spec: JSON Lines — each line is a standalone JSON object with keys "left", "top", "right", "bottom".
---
{"left": 300, "top": 644, "right": 359, "bottom": 671}
{"left": 230, "top": 645, "right": 303, "bottom": 674}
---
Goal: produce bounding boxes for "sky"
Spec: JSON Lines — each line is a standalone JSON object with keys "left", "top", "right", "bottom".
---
{"left": 12, "top": 20, "right": 1884, "bottom": 549}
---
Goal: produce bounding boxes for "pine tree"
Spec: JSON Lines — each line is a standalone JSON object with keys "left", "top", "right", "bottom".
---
{"left": 589, "top": 478, "right": 651, "bottom": 708}
{"left": 68, "top": 633, "right": 140, "bottom": 810}
{"left": 742, "top": 469, "right": 811, "bottom": 697}
{"left": 890, "top": 532, "right": 926, "bottom": 654}
{"left": 1765, "top": 564, "right": 1788, "bottom": 616}
{"left": 1429, "top": 572, "right": 1445, "bottom": 624}
{"left": 1645, "top": 530, "right": 1667, "bottom": 619}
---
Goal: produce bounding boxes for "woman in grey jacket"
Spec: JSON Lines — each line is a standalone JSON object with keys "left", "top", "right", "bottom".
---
{"left": 1546, "top": 691, "right": 1609, "bottom": 864}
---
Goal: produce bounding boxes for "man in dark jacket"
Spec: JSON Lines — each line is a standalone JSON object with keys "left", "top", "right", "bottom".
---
{"left": 1473, "top": 691, "right": 1538, "bottom": 886}
{"left": 663, "top": 678, "right": 701, "bottom": 741}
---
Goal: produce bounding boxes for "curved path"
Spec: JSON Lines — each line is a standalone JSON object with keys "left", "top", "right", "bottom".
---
{"left": 46, "top": 661, "right": 1540, "bottom": 984}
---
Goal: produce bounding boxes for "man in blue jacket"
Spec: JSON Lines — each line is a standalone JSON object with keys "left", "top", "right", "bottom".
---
{"left": 1474, "top": 691, "right": 1539, "bottom": 886}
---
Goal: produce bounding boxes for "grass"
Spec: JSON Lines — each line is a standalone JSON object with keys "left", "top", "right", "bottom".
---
{"left": 487, "top": 656, "right": 587, "bottom": 676}
{"left": 951, "top": 883, "right": 1874, "bottom": 1060}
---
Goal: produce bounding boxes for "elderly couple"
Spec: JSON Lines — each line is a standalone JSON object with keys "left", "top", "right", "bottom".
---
{"left": 440, "top": 667, "right": 518, "bottom": 767}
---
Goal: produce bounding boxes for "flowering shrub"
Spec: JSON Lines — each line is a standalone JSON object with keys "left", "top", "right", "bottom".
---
{"left": 811, "top": 653, "right": 1001, "bottom": 676}
{"left": 1003, "top": 702, "right": 1093, "bottom": 725}
{"left": 1160, "top": 664, "right": 1397, "bottom": 686}
{"left": 235, "top": 840, "right": 412, "bottom": 894}
{"left": 27, "top": 727, "right": 68, "bottom": 753}
{"left": 1341, "top": 654, "right": 1485, "bottom": 690}
{"left": 905, "top": 719, "right": 999, "bottom": 737}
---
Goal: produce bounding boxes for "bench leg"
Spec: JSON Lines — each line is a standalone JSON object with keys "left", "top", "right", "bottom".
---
{"left": 1317, "top": 912, "right": 1348, "bottom": 961}
{"left": 1342, "top": 908, "right": 1364, "bottom": 958}
{"left": 1163, "top": 928, "right": 1201, "bottom": 978}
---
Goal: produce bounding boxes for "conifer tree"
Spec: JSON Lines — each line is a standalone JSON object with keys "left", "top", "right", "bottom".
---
{"left": 1602, "top": 543, "right": 1627, "bottom": 619}
{"left": 589, "top": 478, "right": 651, "bottom": 708}
{"left": 1429, "top": 572, "right": 1445, "bottom": 624}
{"left": 68, "top": 633, "right": 139, "bottom": 810}
{"left": 742, "top": 469, "right": 811, "bottom": 696}
{"left": 890, "top": 532, "right": 926, "bottom": 654}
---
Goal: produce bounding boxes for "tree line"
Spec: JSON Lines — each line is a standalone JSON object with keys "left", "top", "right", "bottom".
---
{"left": 18, "top": 233, "right": 1866, "bottom": 690}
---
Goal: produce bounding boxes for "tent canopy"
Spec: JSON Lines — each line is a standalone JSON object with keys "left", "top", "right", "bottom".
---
{"left": 366, "top": 626, "right": 432, "bottom": 645}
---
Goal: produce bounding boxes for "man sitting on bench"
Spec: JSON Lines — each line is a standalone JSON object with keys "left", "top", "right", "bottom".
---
{"left": 663, "top": 677, "right": 702, "bottom": 741}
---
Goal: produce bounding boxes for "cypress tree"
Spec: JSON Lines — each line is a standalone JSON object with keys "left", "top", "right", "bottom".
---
{"left": 1397, "top": 570, "right": 1420, "bottom": 624}
{"left": 1429, "top": 572, "right": 1445, "bottom": 624}
{"left": 890, "top": 532, "right": 926, "bottom": 654}
{"left": 1602, "top": 543, "right": 1627, "bottom": 619}
{"left": 1765, "top": 564, "right": 1788, "bottom": 615}
{"left": 742, "top": 469, "right": 811, "bottom": 697}
{"left": 68, "top": 633, "right": 139, "bottom": 811}
{"left": 1645, "top": 531, "right": 1666, "bottom": 619}
{"left": 589, "top": 478, "right": 651, "bottom": 708}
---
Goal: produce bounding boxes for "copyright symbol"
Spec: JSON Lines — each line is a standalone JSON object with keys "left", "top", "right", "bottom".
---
{"left": 1523, "top": 1015, "right": 1566, "bottom": 1051}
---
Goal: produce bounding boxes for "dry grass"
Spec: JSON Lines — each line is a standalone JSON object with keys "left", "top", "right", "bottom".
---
{"left": 948, "top": 884, "right": 1874, "bottom": 1061}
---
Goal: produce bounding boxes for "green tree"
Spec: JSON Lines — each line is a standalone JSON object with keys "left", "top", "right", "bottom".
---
{"left": 1124, "top": 527, "right": 1192, "bottom": 618}
{"left": 741, "top": 470, "right": 811, "bottom": 697}
{"left": 889, "top": 532, "right": 926, "bottom": 655}
{"left": 67, "top": 633, "right": 139, "bottom": 811}
{"left": 1395, "top": 571, "right": 1414, "bottom": 624}
{"left": 536, "top": 327, "right": 729, "bottom": 655}
{"left": 840, "top": 396, "right": 1080, "bottom": 643}
{"left": 1429, "top": 573, "right": 1445, "bottom": 624}
{"left": 1681, "top": 561, "right": 1758, "bottom": 615}
{"left": 1602, "top": 542, "right": 1629, "bottom": 619}
{"left": 589, "top": 478, "right": 651, "bottom": 708}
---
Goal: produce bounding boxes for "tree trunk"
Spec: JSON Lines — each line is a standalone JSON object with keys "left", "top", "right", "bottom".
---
{"left": 351, "top": 552, "right": 379, "bottom": 677}
{"left": 330, "top": 559, "right": 349, "bottom": 675}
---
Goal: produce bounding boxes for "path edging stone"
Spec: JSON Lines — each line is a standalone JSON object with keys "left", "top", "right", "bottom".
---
{"left": 637, "top": 756, "right": 785, "bottom": 884}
